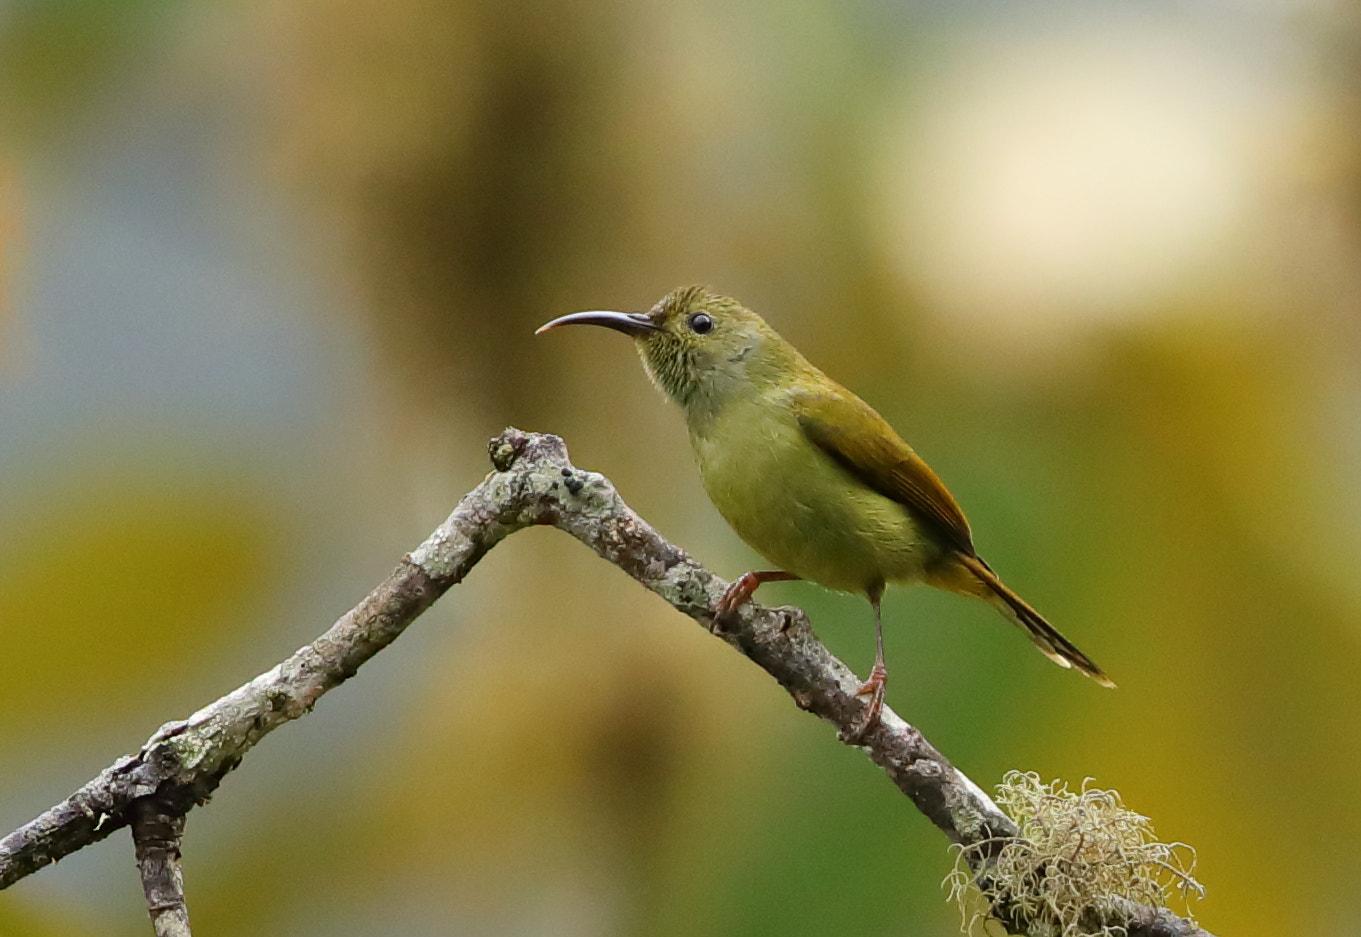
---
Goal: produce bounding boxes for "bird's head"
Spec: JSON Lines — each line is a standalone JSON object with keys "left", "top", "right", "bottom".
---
{"left": 537, "top": 285, "right": 783, "bottom": 410}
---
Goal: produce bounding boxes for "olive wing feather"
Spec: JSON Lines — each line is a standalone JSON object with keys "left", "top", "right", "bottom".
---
{"left": 792, "top": 389, "right": 977, "bottom": 557}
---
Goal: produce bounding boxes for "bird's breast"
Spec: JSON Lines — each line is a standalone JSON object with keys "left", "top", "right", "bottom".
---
{"left": 691, "top": 393, "right": 935, "bottom": 594}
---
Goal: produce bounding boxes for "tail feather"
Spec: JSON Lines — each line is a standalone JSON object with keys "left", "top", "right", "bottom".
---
{"left": 956, "top": 554, "right": 1115, "bottom": 688}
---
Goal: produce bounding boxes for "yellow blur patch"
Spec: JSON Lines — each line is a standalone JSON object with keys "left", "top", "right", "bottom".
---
{"left": 0, "top": 471, "right": 281, "bottom": 734}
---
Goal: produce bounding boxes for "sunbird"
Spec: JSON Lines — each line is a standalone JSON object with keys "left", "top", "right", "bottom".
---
{"left": 537, "top": 285, "right": 1113, "bottom": 737}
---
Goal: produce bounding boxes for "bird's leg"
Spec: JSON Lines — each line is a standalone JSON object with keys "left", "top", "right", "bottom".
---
{"left": 848, "top": 581, "right": 888, "bottom": 742}
{"left": 714, "top": 570, "right": 800, "bottom": 624}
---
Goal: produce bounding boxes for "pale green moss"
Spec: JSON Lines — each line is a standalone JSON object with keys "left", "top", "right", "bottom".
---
{"left": 945, "top": 771, "right": 1203, "bottom": 936}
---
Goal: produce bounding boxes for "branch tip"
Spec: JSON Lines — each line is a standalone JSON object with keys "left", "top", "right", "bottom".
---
{"left": 488, "top": 429, "right": 529, "bottom": 471}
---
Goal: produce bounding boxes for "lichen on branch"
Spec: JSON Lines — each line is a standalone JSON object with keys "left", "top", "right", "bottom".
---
{"left": 946, "top": 771, "right": 1204, "bottom": 937}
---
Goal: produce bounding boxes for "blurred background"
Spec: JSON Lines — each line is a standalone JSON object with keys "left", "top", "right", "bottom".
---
{"left": 1, "top": 0, "right": 1358, "bottom": 934}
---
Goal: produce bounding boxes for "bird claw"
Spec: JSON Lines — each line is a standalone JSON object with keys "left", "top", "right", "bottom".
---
{"left": 712, "top": 571, "right": 801, "bottom": 632}
{"left": 843, "top": 662, "right": 888, "bottom": 743}
{"left": 711, "top": 573, "right": 761, "bottom": 632}
{"left": 716, "top": 572, "right": 761, "bottom": 617}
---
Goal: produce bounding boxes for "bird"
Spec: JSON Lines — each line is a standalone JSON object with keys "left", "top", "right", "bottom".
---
{"left": 537, "top": 285, "right": 1113, "bottom": 738}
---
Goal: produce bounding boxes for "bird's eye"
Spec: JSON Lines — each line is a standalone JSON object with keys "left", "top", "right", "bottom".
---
{"left": 687, "top": 312, "right": 715, "bottom": 334}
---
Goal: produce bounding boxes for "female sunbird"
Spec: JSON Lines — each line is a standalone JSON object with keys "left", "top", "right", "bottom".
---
{"left": 537, "top": 285, "right": 1113, "bottom": 737}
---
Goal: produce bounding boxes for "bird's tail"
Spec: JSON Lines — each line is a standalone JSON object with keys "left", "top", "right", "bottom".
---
{"left": 955, "top": 553, "right": 1115, "bottom": 688}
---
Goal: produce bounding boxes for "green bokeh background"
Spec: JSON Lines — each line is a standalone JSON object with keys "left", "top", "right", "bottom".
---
{"left": 2, "top": 1, "right": 1359, "bottom": 935}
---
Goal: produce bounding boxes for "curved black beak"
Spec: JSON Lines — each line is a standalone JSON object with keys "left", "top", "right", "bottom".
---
{"left": 535, "top": 310, "right": 660, "bottom": 337}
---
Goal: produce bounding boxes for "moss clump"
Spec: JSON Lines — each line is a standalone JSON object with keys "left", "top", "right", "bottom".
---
{"left": 945, "top": 771, "right": 1203, "bottom": 936}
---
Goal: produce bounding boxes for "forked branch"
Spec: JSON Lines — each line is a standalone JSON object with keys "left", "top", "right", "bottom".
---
{"left": 0, "top": 429, "right": 1212, "bottom": 937}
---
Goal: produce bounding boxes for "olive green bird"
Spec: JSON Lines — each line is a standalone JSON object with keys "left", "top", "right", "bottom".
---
{"left": 538, "top": 285, "right": 1113, "bottom": 737}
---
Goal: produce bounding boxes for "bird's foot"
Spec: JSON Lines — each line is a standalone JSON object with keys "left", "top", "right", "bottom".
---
{"left": 712, "top": 572, "right": 765, "bottom": 633}
{"left": 716, "top": 572, "right": 762, "bottom": 618}
{"left": 844, "top": 661, "right": 888, "bottom": 743}
{"left": 712, "top": 570, "right": 800, "bottom": 632}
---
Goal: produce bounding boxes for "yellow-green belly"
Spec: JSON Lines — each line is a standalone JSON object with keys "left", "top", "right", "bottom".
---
{"left": 691, "top": 399, "right": 935, "bottom": 595}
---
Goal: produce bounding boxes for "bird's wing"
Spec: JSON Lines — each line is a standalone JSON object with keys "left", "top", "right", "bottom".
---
{"left": 792, "top": 387, "right": 977, "bottom": 556}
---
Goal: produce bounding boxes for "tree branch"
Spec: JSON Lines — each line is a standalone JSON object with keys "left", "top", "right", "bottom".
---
{"left": 0, "top": 428, "right": 1213, "bottom": 937}
{"left": 130, "top": 796, "right": 191, "bottom": 937}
